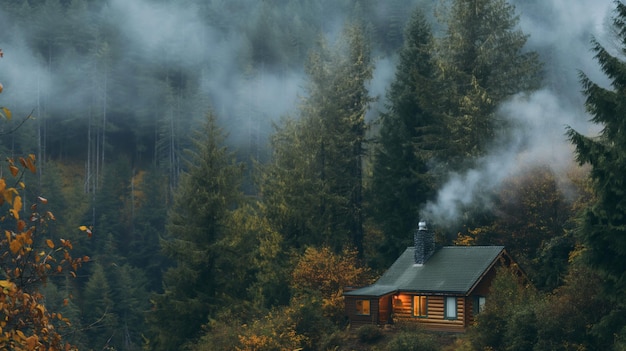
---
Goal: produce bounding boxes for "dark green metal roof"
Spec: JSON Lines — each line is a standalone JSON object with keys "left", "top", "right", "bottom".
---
{"left": 344, "top": 246, "right": 505, "bottom": 297}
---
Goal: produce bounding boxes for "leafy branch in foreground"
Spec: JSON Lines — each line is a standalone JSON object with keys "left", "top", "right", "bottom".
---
{"left": 0, "top": 48, "right": 88, "bottom": 350}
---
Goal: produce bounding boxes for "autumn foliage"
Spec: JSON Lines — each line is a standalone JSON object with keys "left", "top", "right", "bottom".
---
{"left": 0, "top": 154, "right": 89, "bottom": 350}
{"left": 0, "top": 52, "right": 87, "bottom": 350}
{"left": 291, "top": 247, "right": 371, "bottom": 323}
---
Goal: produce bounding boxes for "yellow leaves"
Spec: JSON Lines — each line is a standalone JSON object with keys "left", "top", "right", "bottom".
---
{"left": 0, "top": 280, "right": 14, "bottom": 290}
{"left": 79, "top": 225, "right": 93, "bottom": 237}
{"left": 0, "top": 150, "right": 81, "bottom": 349}
{"left": 25, "top": 335, "right": 38, "bottom": 350}
{"left": 60, "top": 238, "right": 73, "bottom": 250}
{"left": 291, "top": 246, "right": 371, "bottom": 323}
{"left": 7, "top": 230, "right": 33, "bottom": 255}
{"left": 0, "top": 107, "right": 11, "bottom": 120}
{"left": 9, "top": 239, "right": 22, "bottom": 255}
{"left": 10, "top": 195, "right": 22, "bottom": 220}
{"left": 18, "top": 155, "right": 36, "bottom": 174}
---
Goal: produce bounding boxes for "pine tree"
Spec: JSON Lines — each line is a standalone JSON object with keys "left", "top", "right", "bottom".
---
{"left": 369, "top": 8, "right": 443, "bottom": 267}
{"left": 149, "top": 110, "right": 244, "bottom": 351}
{"left": 261, "top": 23, "right": 373, "bottom": 255}
{"left": 566, "top": 2, "right": 626, "bottom": 347}
{"left": 82, "top": 262, "right": 117, "bottom": 350}
{"left": 438, "top": 0, "right": 541, "bottom": 165}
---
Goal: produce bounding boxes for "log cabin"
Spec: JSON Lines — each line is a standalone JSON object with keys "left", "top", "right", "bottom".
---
{"left": 344, "top": 222, "right": 522, "bottom": 332}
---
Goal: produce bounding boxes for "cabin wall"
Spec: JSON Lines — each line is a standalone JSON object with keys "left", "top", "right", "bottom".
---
{"left": 466, "top": 263, "right": 499, "bottom": 324}
{"left": 472, "top": 265, "right": 498, "bottom": 296}
{"left": 392, "top": 294, "right": 466, "bottom": 332}
{"left": 345, "top": 296, "right": 382, "bottom": 328}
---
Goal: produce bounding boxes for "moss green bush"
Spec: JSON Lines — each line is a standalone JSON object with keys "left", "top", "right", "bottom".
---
{"left": 357, "top": 324, "right": 384, "bottom": 344}
{"left": 385, "top": 331, "right": 438, "bottom": 351}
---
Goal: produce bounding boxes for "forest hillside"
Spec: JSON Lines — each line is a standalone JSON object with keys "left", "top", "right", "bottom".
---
{"left": 0, "top": 0, "right": 623, "bottom": 350}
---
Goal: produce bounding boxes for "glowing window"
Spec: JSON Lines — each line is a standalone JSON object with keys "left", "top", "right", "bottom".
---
{"left": 356, "top": 299, "right": 370, "bottom": 315}
{"left": 413, "top": 295, "right": 428, "bottom": 317}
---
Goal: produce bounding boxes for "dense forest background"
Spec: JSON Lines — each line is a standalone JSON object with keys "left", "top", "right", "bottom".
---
{"left": 0, "top": 0, "right": 624, "bottom": 350}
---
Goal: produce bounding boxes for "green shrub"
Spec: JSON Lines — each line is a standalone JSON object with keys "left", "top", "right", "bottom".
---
{"left": 357, "top": 324, "right": 384, "bottom": 344}
{"left": 385, "top": 331, "right": 438, "bottom": 351}
{"left": 319, "top": 331, "right": 345, "bottom": 350}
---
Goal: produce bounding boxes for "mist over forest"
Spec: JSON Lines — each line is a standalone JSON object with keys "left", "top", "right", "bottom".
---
{"left": 0, "top": 0, "right": 614, "bottom": 212}
{"left": 0, "top": 0, "right": 610, "bottom": 163}
{"left": 0, "top": 0, "right": 624, "bottom": 350}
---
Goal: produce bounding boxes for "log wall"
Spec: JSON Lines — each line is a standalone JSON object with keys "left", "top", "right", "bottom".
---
{"left": 392, "top": 294, "right": 466, "bottom": 332}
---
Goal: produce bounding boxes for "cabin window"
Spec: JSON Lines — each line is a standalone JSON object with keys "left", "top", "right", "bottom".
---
{"left": 473, "top": 296, "right": 486, "bottom": 315}
{"left": 355, "top": 299, "right": 370, "bottom": 315}
{"left": 412, "top": 295, "right": 428, "bottom": 317}
{"left": 445, "top": 297, "right": 457, "bottom": 319}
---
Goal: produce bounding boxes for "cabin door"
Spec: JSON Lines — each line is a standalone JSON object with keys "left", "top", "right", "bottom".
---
{"left": 378, "top": 295, "right": 392, "bottom": 324}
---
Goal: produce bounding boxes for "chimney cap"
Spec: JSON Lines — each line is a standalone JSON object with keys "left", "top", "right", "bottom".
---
{"left": 418, "top": 221, "right": 427, "bottom": 231}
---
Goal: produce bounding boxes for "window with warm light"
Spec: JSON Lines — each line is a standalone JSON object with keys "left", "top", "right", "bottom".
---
{"left": 445, "top": 296, "right": 457, "bottom": 319}
{"left": 413, "top": 295, "right": 428, "bottom": 317}
{"left": 356, "top": 299, "right": 370, "bottom": 315}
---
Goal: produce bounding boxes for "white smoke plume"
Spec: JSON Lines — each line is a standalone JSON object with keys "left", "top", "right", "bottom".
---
{"left": 421, "top": 0, "right": 613, "bottom": 227}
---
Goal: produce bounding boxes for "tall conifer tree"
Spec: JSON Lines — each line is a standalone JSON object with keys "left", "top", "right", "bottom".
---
{"left": 149, "top": 111, "right": 244, "bottom": 351}
{"left": 438, "top": 0, "right": 541, "bottom": 165}
{"left": 262, "top": 23, "right": 373, "bottom": 255}
{"left": 567, "top": 2, "right": 626, "bottom": 348}
{"left": 369, "top": 8, "right": 443, "bottom": 267}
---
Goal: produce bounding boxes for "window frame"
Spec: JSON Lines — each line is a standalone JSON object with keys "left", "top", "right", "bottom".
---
{"left": 473, "top": 296, "right": 486, "bottom": 315}
{"left": 444, "top": 296, "right": 458, "bottom": 320}
{"left": 355, "top": 299, "right": 371, "bottom": 316}
{"left": 412, "top": 295, "right": 428, "bottom": 318}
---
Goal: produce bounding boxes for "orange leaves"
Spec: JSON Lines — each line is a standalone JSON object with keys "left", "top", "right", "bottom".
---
{"left": 0, "top": 107, "right": 10, "bottom": 120}
{"left": 16, "top": 220, "right": 25, "bottom": 232}
{"left": 0, "top": 52, "right": 77, "bottom": 349}
{"left": 60, "top": 238, "right": 73, "bottom": 250}
{"left": 0, "top": 280, "right": 14, "bottom": 291}
{"left": 0, "top": 281, "right": 73, "bottom": 350}
{"left": 9, "top": 239, "right": 21, "bottom": 255}
{"left": 10, "top": 195, "right": 22, "bottom": 219}
{"left": 7, "top": 230, "right": 33, "bottom": 255}
{"left": 79, "top": 225, "right": 93, "bottom": 237}
{"left": 18, "top": 155, "right": 36, "bottom": 174}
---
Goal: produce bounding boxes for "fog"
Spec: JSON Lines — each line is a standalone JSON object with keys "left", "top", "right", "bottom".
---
{"left": 422, "top": 0, "right": 614, "bottom": 226}
{"left": 0, "top": 0, "right": 617, "bottom": 225}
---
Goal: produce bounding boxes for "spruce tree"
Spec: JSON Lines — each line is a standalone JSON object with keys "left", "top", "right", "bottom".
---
{"left": 369, "top": 8, "right": 443, "bottom": 267}
{"left": 149, "top": 110, "right": 244, "bottom": 351}
{"left": 261, "top": 23, "right": 373, "bottom": 255}
{"left": 438, "top": 0, "right": 541, "bottom": 165}
{"left": 567, "top": 2, "right": 626, "bottom": 347}
{"left": 82, "top": 262, "right": 117, "bottom": 350}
